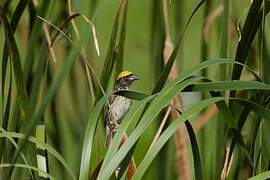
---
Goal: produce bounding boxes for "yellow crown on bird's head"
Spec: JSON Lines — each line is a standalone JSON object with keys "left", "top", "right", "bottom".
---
{"left": 116, "top": 71, "right": 133, "bottom": 81}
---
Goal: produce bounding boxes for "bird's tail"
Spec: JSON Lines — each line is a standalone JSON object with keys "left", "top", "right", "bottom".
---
{"left": 105, "top": 126, "right": 112, "bottom": 148}
{"left": 105, "top": 126, "right": 121, "bottom": 176}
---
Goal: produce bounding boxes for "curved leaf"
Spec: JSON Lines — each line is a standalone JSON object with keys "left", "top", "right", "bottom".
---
{"left": 0, "top": 163, "right": 54, "bottom": 180}
{"left": 0, "top": 132, "right": 76, "bottom": 180}
{"left": 0, "top": 127, "right": 34, "bottom": 178}
{"left": 248, "top": 171, "right": 270, "bottom": 180}
{"left": 185, "top": 120, "right": 203, "bottom": 180}
{"left": 184, "top": 80, "right": 270, "bottom": 92}
{"left": 79, "top": 95, "right": 109, "bottom": 180}
{"left": 231, "top": 0, "right": 263, "bottom": 82}
{"left": 133, "top": 97, "right": 224, "bottom": 179}
{"left": 1, "top": 0, "right": 28, "bottom": 101}
{"left": 114, "top": 90, "right": 149, "bottom": 100}
{"left": 0, "top": 5, "right": 30, "bottom": 122}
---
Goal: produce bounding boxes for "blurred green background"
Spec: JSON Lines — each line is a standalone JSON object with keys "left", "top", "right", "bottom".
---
{"left": 1, "top": 0, "right": 270, "bottom": 179}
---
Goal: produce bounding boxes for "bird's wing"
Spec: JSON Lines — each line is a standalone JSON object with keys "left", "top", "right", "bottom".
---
{"left": 104, "top": 95, "right": 117, "bottom": 127}
{"left": 105, "top": 125, "right": 112, "bottom": 148}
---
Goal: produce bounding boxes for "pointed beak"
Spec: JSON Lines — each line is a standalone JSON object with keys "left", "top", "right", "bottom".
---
{"left": 129, "top": 74, "right": 140, "bottom": 81}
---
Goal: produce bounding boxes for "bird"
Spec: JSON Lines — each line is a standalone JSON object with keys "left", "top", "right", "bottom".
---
{"left": 104, "top": 71, "right": 139, "bottom": 147}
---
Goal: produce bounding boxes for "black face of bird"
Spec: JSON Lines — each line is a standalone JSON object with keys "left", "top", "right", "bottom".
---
{"left": 116, "top": 74, "right": 139, "bottom": 88}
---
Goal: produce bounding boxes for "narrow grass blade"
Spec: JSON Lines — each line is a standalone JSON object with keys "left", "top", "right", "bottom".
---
{"left": 0, "top": 70, "right": 12, "bottom": 160}
{"left": 166, "top": 59, "right": 257, "bottom": 92}
{"left": 185, "top": 120, "right": 203, "bottom": 180}
{"left": 1, "top": 0, "right": 28, "bottom": 98}
{"left": 36, "top": 125, "right": 49, "bottom": 179}
{"left": 0, "top": 132, "right": 76, "bottom": 180}
{"left": 90, "top": 160, "right": 103, "bottom": 180}
{"left": 115, "top": 1, "right": 128, "bottom": 75}
{"left": 114, "top": 90, "right": 149, "bottom": 100}
{"left": 24, "top": 28, "right": 89, "bottom": 137}
{"left": 150, "top": 0, "right": 165, "bottom": 81}
{"left": 219, "top": 0, "right": 229, "bottom": 81}
{"left": 132, "top": 97, "right": 224, "bottom": 179}
{"left": 235, "top": 98, "right": 270, "bottom": 120}
{"left": 248, "top": 171, "right": 270, "bottom": 180}
{"left": 12, "top": 27, "right": 90, "bottom": 170}
{"left": 152, "top": 0, "right": 206, "bottom": 94}
{"left": 23, "top": 0, "right": 51, "bottom": 83}
{"left": 0, "top": 127, "right": 34, "bottom": 178}
{"left": 0, "top": 163, "right": 54, "bottom": 180}
{"left": 99, "top": 0, "right": 128, "bottom": 96}
{"left": 183, "top": 80, "right": 270, "bottom": 92}
{"left": 0, "top": 5, "right": 30, "bottom": 123}
{"left": 231, "top": 0, "right": 270, "bottom": 82}
{"left": 79, "top": 95, "right": 108, "bottom": 180}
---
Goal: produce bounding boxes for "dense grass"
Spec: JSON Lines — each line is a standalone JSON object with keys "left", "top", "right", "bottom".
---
{"left": 0, "top": 0, "right": 270, "bottom": 179}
